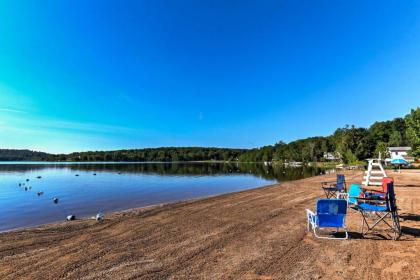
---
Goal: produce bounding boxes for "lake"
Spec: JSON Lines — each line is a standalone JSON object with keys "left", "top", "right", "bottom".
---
{"left": 0, "top": 162, "right": 326, "bottom": 232}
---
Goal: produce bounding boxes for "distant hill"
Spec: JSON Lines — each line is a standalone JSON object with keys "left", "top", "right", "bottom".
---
{"left": 63, "top": 147, "right": 247, "bottom": 162}
{"left": 0, "top": 147, "right": 247, "bottom": 162}
{"left": 0, "top": 149, "right": 52, "bottom": 161}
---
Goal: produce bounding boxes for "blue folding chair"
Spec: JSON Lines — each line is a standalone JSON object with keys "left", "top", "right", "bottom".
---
{"left": 354, "top": 181, "right": 401, "bottom": 240}
{"left": 306, "top": 199, "right": 348, "bottom": 240}
{"left": 321, "top": 174, "right": 347, "bottom": 198}
{"left": 347, "top": 183, "right": 363, "bottom": 206}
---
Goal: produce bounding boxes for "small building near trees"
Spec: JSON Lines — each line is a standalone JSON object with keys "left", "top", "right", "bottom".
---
{"left": 323, "top": 152, "right": 340, "bottom": 161}
{"left": 386, "top": 147, "right": 414, "bottom": 163}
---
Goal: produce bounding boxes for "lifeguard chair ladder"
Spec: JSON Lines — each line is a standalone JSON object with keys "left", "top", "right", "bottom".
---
{"left": 363, "top": 157, "right": 387, "bottom": 187}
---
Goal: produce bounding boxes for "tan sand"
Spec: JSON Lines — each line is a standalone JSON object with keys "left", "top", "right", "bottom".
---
{"left": 0, "top": 170, "right": 419, "bottom": 280}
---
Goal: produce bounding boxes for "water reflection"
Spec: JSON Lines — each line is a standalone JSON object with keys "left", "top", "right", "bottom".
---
{"left": 0, "top": 162, "right": 327, "bottom": 232}
{"left": 0, "top": 162, "right": 326, "bottom": 181}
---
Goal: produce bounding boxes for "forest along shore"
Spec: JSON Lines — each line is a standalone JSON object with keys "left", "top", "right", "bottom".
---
{"left": 0, "top": 170, "right": 419, "bottom": 279}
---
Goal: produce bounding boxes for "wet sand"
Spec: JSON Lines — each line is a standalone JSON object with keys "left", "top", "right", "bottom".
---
{"left": 0, "top": 170, "right": 419, "bottom": 279}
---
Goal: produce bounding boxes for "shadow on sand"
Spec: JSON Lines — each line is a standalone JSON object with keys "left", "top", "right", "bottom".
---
{"left": 400, "top": 213, "right": 420, "bottom": 222}
{"left": 401, "top": 226, "right": 420, "bottom": 237}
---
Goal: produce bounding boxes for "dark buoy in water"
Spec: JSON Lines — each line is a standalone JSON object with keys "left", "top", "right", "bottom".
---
{"left": 37, "top": 191, "right": 44, "bottom": 196}
{"left": 93, "top": 173, "right": 96, "bottom": 176}
{"left": 24, "top": 187, "right": 28, "bottom": 191}
{"left": 75, "top": 174, "right": 79, "bottom": 177}
{"left": 37, "top": 176, "right": 42, "bottom": 179}
{"left": 18, "top": 183, "right": 21, "bottom": 186}
{"left": 28, "top": 186, "right": 32, "bottom": 189}
{"left": 66, "top": 215, "right": 76, "bottom": 221}
{"left": 26, "top": 179, "right": 30, "bottom": 182}
{"left": 53, "top": 197, "right": 59, "bottom": 204}
{"left": 118, "top": 172, "right": 122, "bottom": 174}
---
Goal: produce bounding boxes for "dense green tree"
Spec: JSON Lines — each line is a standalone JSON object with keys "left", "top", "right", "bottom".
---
{"left": 374, "top": 141, "right": 390, "bottom": 159}
{"left": 388, "top": 130, "right": 403, "bottom": 147}
{"left": 405, "top": 107, "right": 420, "bottom": 157}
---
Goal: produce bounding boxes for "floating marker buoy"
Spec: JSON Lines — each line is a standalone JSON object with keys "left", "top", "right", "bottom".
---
{"left": 24, "top": 187, "right": 28, "bottom": 191}
{"left": 93, "top": 173, "right": 96, "bottom": 176}
{"left": 37, "top": 191, "right": 44, "bottom": 196}
{"left": 53, "top": 197, "right": 59, "bottom": 204}
{"left": 37, "top": 176, "right": 42, "bottom": 179}
{"left": 96, "top": 213, "right": 104, "bottom": 221}
{"left": 18, "top": 183, "right": 21, "bottom": 186}
{"left": 75, "top": 174, "right": 79, "bottom": 176}
{"left": 26, "top": 179, "right": 29, "bottom": 182}
{"left": 28, "top": 186, "right": 32, "bottom": 189}
{"left": 66, "top": 215, "right": 76, "bottom": 221}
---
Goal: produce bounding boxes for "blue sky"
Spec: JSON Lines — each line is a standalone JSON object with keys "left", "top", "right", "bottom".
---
{"left": 0, "top": 1, "right": 419, "bottom": 153}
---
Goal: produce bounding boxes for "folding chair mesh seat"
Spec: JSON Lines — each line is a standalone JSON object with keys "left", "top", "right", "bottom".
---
{"left": 306, "top": 199, "right": 348, "bottom": 240}
{"left": 321, "top": 174, "right": 347, "bottom": 198}
{"left": 340, "top": 183, "right": 363, "bottom": 209}
{"left": 364, "top": 177, "right": 393, "bottom": 200}
{"left": 355, "top": 180, "right": 401, "bottom": 240}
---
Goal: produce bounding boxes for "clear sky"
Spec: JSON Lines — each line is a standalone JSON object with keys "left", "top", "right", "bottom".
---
{"left": 0, "top": 1, "right": 419, "bottom": 153}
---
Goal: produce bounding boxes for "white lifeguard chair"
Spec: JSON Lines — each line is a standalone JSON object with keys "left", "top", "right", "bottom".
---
{"left": 363, "top": 154, "right": 387, "bottom": 187}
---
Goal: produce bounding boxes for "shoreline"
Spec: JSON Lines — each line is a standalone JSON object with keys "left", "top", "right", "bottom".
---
{"left": 1, "top": 167, "right": 336, "bottom": 234}
{"left": 1, "top": 170, "right": 419, "bottom": 279}
{"left": 0, "top": 181, "right": 281, "bottom": 234}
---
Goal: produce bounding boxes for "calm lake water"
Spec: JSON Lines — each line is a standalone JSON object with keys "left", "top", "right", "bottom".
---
{"left": 0, "top": 162, "right": 326, "bottom": 232}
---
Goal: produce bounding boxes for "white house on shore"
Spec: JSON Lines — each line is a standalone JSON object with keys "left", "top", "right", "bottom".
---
{"left": 323, "top": 152, "right": 340, "bottom": 161}
{"left": 386, "top": 147, "right": 414, "bottom": 163}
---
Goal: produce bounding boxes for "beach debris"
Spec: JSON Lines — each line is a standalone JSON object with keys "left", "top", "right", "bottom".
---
{"left": 53, "top": 197, "right": 59, "bottom": 204}
{"left": 37, "top": 191, "right": 44, "bottom": 196}
{"left": 37, "top": 176, "right": 42, "bottom": 179}
{"left": 66, "top": 215, "right": 76, "bottom": 221}
{"left": 95, "top": 213, "right": 104, "bottom": 221}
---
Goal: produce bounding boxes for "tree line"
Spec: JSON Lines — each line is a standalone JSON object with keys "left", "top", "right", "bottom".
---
{"left": 239, "top": 107, "right": 419, "bottom": 163}
{"left": 0, "top": 147, "right": 245, "bottom": 162}
{"left": 1, "top": 107, "right": 418, "bottom": 163}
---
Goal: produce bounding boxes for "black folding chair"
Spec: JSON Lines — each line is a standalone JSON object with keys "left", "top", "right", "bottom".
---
{"left": 354, "top": 181, "right": 401, "bottom": 240}
{"left": 321, "top": 174, "right": 346, "bottom": 198}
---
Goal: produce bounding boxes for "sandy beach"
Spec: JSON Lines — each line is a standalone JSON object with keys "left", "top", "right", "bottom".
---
{"left": 0, "top": 170, "right": 419, "bottom": 280}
